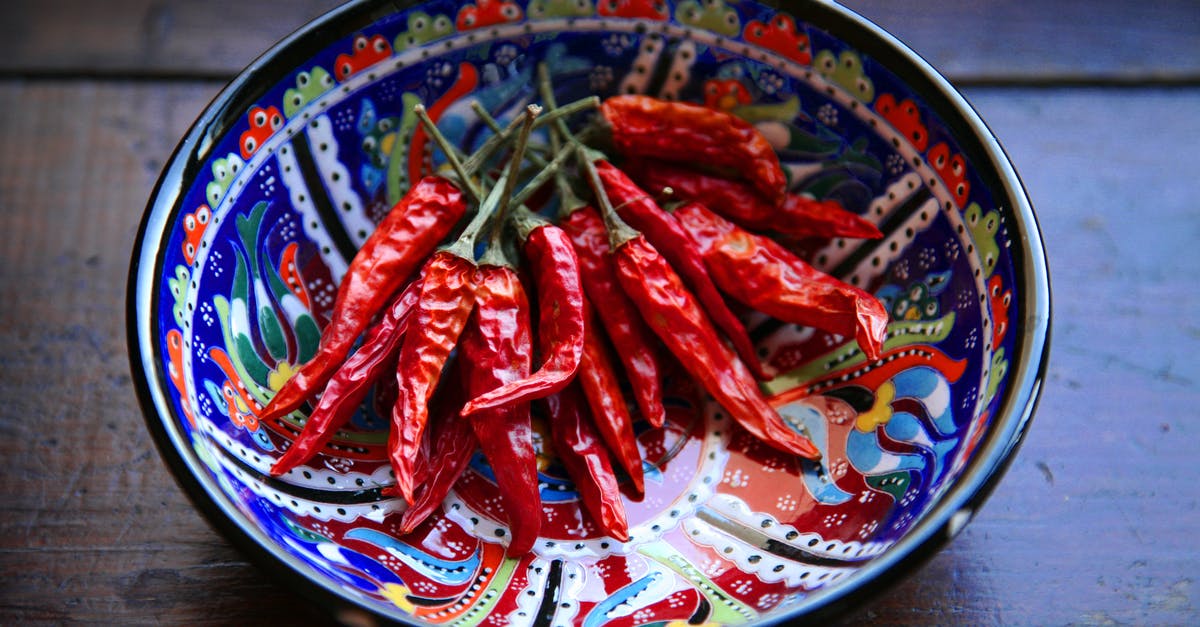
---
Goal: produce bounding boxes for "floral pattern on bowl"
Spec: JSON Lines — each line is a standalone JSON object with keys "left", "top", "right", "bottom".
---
{"left": 129, "top": 0, "right": 1050, "bottom": 624}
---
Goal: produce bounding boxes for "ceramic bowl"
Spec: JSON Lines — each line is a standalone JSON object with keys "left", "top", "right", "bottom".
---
{"left": 128, "top": 0, "right": 1050, "bottom": 624}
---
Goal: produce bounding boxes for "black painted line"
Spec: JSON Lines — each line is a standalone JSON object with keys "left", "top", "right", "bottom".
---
{"left": 831, "top": 185, "right": 933, "bottom": 279}
{"left": 290, "top": 130, "right": 359, "bottom": 263}
{"left": 695, "top": 506, "right": 863, "bottom": 567}
{"left": 532, "top": 559, "right": 565, "bottom": 627}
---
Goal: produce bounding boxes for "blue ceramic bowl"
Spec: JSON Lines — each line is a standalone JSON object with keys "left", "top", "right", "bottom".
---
{"left": 128, "top": 1, "right": 1050, "bottom": 624}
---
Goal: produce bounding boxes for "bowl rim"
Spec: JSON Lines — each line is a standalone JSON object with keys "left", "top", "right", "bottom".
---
{"left": 125, "top": 0, "right": 1052, "bottom": 624}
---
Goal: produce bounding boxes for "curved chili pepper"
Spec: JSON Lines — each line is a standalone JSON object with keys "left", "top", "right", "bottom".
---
{"left": 543, "top": 382, "right": 629, "bottom": 541}
{"left": 269, "top": 280, "right": 421, "bottom": 476}
{"left": 625, "top": 158, "right": 881, "bottom": 240}
{"left": 576, "top": 297, "right": 646, "bottom": 494}
{"left": 459, "top": 264, "right": 541, "bottom": 554}
{"left": 600, "top": 94, "right": 787, "bottom": 205}
{"left": 461, "top": 222, "right": 584, "bottom": 415}
{"left": 674, "top": 202, "right": 888, "bottom": 361}
{"left": 398, "top": 358, "right": 478, "bottom": 534}
{"left": 389, "top": 250, "right": 478, "bottom": 504}
{"left": 258, "top": 176, "right": 466, "bottom": 423}
{"left": 595, "top": 160, "right": 769, "bottom": 381}
{"left": 560, "top": 206, "right": 665, "bottom": 427}
{"left": 613, "top": 235, "right": 821, "bottom": 459}
{"left": 371, "top": 346, "right": 400, "bottom": 425}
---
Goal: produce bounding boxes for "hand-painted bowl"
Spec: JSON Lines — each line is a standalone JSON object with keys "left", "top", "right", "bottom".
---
{"left": 128, "top": 0, "right": 1050, "bottom": 624}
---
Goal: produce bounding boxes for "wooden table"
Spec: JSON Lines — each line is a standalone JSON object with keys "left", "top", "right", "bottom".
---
{"left": 2, "top": 1, "right": 1196, "bottom": 623}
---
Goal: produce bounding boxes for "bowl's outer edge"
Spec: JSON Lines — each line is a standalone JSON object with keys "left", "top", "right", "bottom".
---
{"left": 126, "top": 0, "right": 1053, "bottom": 624}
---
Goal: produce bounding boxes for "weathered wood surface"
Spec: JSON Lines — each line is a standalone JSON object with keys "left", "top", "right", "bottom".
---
{"left": 1, "top": 80, "right": 1196, "bottom": 625}
{"left": 0, "top": 0, "right": 1197, "bottom": 82}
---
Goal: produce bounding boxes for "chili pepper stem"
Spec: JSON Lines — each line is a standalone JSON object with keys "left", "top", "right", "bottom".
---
{"left": 462, "top": 96, "right": 599, "bottom": 175}
{"left": 417, "top": 102, "right": 530, "bottom": 262}
{"left": 509, "top": 133, "right": 582, "bottom": 210}
{"left": 495, "top": 105, "right": 541, "bottom": 222}
{"left": 509, "top": 206, "right": 549, "bottom": 242}
{"left": 470, "top": 98, "right": 588, "bottom": 212}
{"left": 442, "top": 172, "right": 509, "bottom": 261}
{"left": 538, "top": 62, "right": 618, "bottom": 225}
{"left": 413, "top": 103, "right": 484, "bottom": 203}
{"left": 429, "top": 101, "right": 576, "bottom": 244}
{"left": 471, "top": 101, "right": 552, "bottom": 163}
{"left": 544, "top": 100, "right": 586, "bottom": 217}
{"left": 479, "top": 105, "right": 540, "bottom": 267}
{"left": 576, "top": 146, "right": 640, "bottom": 249}
{"left": 537, "top": 63, "right": 575, "bottom": 148}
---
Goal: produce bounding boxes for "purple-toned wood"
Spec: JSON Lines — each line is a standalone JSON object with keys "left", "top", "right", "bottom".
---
{"left": 0, "top": 0, "right": 1196, "bottom": 82}
{"left": 0, "top": 1, "right": 1196, "bottom": 624}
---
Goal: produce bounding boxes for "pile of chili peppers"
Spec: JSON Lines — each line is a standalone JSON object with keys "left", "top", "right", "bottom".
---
{"left": 257, "top": 67, "right": 888, "bottom": 554}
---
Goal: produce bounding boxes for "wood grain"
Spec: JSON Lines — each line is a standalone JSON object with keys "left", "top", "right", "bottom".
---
{"left": 841, "top": 0, "right": 1200, "bottom": 84}
{"left": 0, "top": 80, "right": 321, "bottom": 625}
{"left": 847, "top": 87, "right": 1200, "bottom": 624}
{"left": 1, "top": 0, "right": 1198, "bottom": 623}
{"left": 0, "top": 0, "right": 1197, "bottom": 82}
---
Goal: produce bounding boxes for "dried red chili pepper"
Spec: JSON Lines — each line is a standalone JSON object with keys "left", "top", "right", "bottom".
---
{"left": 575, "top": 297, "right": 646, "bottom": 493}
{"left": 459, "top": 263, "right": 541, "bottom": 554}
{"left": 625, "top": 158, "right": 881, "bottom": 240}
{"left": 560, "top": 206, "right": 665, "bottom": 428}
{"left": 612, "top": 235, "right": 821, "bottom": 459}
{"left": 398, "top": 359, "right": 478, "bottom": 534}
{"left": 389, "top": 250, "right": 477, "bottom": 503}
{"left": 269, "top": 280, "right": 421, "bottom": 476}
{"left": 674, "top": 201, "right": 888, "bottom": 361}
{"left": 543, "top": 382, "right": 629, "bottom": 541}
{"left": 594, "top": 159, "right": 769, "bottom": 381}
{"left": 534, "top": 69, "right": 666, "bottom": 428}
{"left": 600, "top": 94, "right": 787, "bottom": 205}
{"left": 371, "top": 347, "right": 400, "bottom": 425}
{"left": 258, "top": 177, "right": 466, "bottom": 423}
{"left": 460, "top": 216, "right": 585, "bottom": 415}
{"left": 390, "top": 105, "right": 546, "bottom": 503}
{"left": 576, "top": 152, "right": 818, "bottom": 459}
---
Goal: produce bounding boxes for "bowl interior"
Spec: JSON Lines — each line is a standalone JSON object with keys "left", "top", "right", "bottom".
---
{"left": 130, "top": 0, "right": 1046, "bottom": 624}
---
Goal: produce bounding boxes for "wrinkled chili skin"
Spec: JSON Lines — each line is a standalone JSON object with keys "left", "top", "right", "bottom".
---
{"left": 600, "top": 95, "right": 787, "bottom": 205}
{"left": 675, "top": 202, "right": 888, "bottom": 361}
{"left": 560, "top": 206, "right": 665, "bottom": 427}
{"left": 625, "top": 159, "right": 882, "bottom": 240}
{"left": 595, "top": 160, "right": 768, "bottom": 381}
{"left": 390, "top": 251, "right": 478, "bottom": 504}
{"left": 258, "top": 177, "right": 466, "bottom": 423}
{"left": 576, "top": 298, "right": 646, "bottom": 494}
{"left": 543, "top": 383, "right": 629, "bottom": 541}
{"left": 462, "top": 224, "right": 585, "bottom": 415}
{"left": 398, "top": 359, "right": 477, "bottom": 534}
{"left": 460, "top": 265, "right": 541, "bottom": 554}
{"left": 269, "top": 281, "right": 421, "bottom": 476}
{"left": 613, "top": 236, "right": 821, "bottom": 459}
{"left": 371, "top": 347, "right": 400, "bottom": 426}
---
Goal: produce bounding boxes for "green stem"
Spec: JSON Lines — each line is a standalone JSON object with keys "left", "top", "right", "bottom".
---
{"left": 414, "top": 103, "right": 486, "bottom": 203}
{"left": 576, "top": 144, "right": 639, "bottom": 249}
{"left": 509, "top": 132, "right": 583, "bottom": 210}
{"left": 544, "top": 100, "right": 586, "bottom": 217}
{"left": 462, "top": 96, "right": 598, "bottom": 176}
{"left": 430, "top": 110, "right": 548, "bottom": 220}
{"left": 471, "top": 102, "right": 551, "bottom": 164}
{"left": 537, "top": 63, "right": 575, "bottom": 149}
{"left": 471, "top": 101, "right": 581, "bottom": 229}
{"left": 479, "top": 105, "right": 540, "bottom": 266}
{"left": 539, "top": 62, "right": 609, "bottom": 218}
{"left": 442, "top": 171, "right": 509, "bottom": 261}
{"left": 510, "top": 206, "right": 550, "bottom": 242}
{"left": 495, "top": 105, "right": 540, "bottom": 225}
